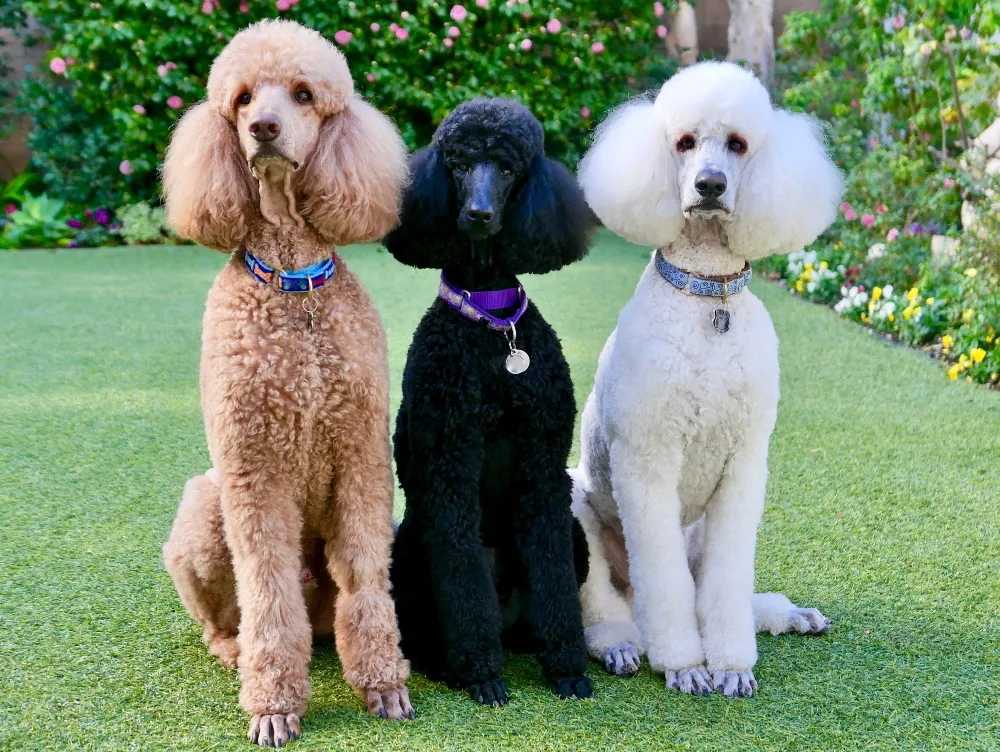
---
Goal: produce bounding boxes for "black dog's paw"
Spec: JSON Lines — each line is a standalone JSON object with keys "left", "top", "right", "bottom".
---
{"left": 553, "top": 676, "right": 593, "bottom": 700}
{"left": 469, "top": 678, "right": 510, "bottom": 707}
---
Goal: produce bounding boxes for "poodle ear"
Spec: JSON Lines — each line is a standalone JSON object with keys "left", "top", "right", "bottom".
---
{"left": 382, "top": 145, "right": 466, "bottom": 269}
{"left": 499, "top": 155, "right": 597, "bottom": 274}
{"left": 578, "top": 99, "right": 684, "bottom": 248}
{"left": 727, "top": 111, "right": 844, "bottom": 259}
{"left": 162, "top": 101, "right": 257, "bottom": 251}
{"left": 298, "top": 95, "right": 408, "bottom": 246}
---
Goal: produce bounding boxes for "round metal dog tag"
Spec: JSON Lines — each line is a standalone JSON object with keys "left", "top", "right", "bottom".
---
{"left": 505, "top": 349, "right": 530, "bottom": 374}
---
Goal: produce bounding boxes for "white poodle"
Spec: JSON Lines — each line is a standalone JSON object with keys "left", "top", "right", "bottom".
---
{"left": 570, "top": 61, "right": 842, "bottom": 697}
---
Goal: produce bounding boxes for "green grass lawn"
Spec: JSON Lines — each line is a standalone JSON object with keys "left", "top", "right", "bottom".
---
{"left": 1, "top": 233, "right": 999, "bottom": 751}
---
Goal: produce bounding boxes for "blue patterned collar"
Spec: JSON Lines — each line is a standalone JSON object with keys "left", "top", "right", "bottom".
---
{"left": 242, "top": 247, "right": 337, "bottom": 293}
{"left": 654, "top": 250, "right": 751, "bottom": 299}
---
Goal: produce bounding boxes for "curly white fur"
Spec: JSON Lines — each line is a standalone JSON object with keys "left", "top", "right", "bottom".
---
{"left": 572, "top": 61, "right": 840, "bottom": 697}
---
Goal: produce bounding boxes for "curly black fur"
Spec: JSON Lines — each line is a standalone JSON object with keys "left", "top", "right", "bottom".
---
{"left": 386, "top": 99, "right": 598, "bottom": 705}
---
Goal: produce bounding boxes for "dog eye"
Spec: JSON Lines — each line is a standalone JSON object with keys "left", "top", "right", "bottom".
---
{"left": 295, "top": 89, "right": 313, "bottom": 103}
{"left": 455, "top": 163, "right": 469, "bottom": 173}
{"left": 727, "top": 135, "right": 748, "bottom": 155}
{"left": 237, "top": 92, "right": 251, "bottom": 107}
{"left": 499, "top": 166, "right": 512, "bottom": 176}
{"left": 676, "top": 135, "right": 695, "bottom": 152}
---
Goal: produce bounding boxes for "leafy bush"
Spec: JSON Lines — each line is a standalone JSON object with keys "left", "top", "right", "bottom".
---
{"left": 0, "top": 193, "right": 73, "bottom": 249}
{"left": 116, "top": 201, "right": 172, "bottom": 245}
{"left": 18, "top": 0, "right": 676, "bottom": 208}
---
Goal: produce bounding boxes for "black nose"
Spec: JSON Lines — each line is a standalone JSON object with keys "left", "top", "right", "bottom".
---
{"left": 466, "top": 208, "right": 494, "bottom": 223}
{"left": 249, "top": 115, "right": 281, "bottom": 142}
{"left": 695, "top": 170, "right": 727, "bottom": 199}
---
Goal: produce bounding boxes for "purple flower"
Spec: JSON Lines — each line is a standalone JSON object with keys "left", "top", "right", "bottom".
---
{"left": 94, "top": 208, "right": 111, "bottom": 226}
{"left": 68, "top": 241, "right": 77, "bottom": 248}
{"left": 908, "top": 222, "right": 921, "bottom": 234}
{"left": 67, "top": 218, "right": 83, "bottom": 229}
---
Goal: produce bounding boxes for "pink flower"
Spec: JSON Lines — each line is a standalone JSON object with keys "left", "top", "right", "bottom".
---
{"left": 133, "top": 104, "right": 146, "bottom": 115}
{"left": 119, "top": 160, "right": 134, "bottom": 176}
{"left": 840, "top": 202, "right": 852, "bottom": 212}
{"left": 389, "top": 22, "right": 399, "bottom": 32}
{"left": 49, "top": 58, "right": 67, "bottom": 75}
{"left": 401, "top": 11, "right": 411, "bottom": 19}
{"left": 448, "top": 25, "right": 460, "bottom": 38}
{"left": 943, "top": 177, "right": 956, "bottom": 189}
{"left": 444, "top": 38, "right": 454, "bottom": 47}
{"left": 366, "top": 72, "right": 376, "bottom": 82}
{"left": 157, "top": 64, "right": 169, "bottom": 77}
{"left": 276, "top": 0, "right": 290, "bottom": 11}
{"left": 476, "top": 0, "right": 488, "bottom": 7}
{"left": 591, "top": 41, "right": 604, "bottom": 54}
{"left": 334, "top": 30, "right": 354, "bottom": 46}
{"left": 887, "top": 227, "right": 899, "bottom": 242}
{"left": 656, "top": 24, "right": 667, "bottom": 38}
{"left": 521, "top": 38, "right": 533, "bottom": 50}
{"left": 654, "top": 1, "right": 665, "bottom": 17}
{"left": 371, "top": 22, "right": 380, "bottom": 31}
{"left": 450, "top": 4, "right": 468, "bottom": 22}
{"left": 5, "top": 204, "right": 16, "bottom": 214}
{"left": 201, "top": 0, "right": 213, "bottom": 13}
{"left": 875, "top": 204, "right": 886, "bottom": 213}
{"left": 166, "top": 95, "right": 183, "bottom": 110}
{"left": 892, "top": 13, "right": 904, "bottom": 30}
{"left": 395, "top": 27, "right": 409, "bottom": 40}
{"left": 861, "top": 213, "right": 875, "bottom": 227}
{"left": 869, "top": 136, "right": 879, "bottom": 148}
{"left": 65, "top": 57, "right": 76, "bottom": 66}
{"left": 166, "top": 62, "right": 177, "bottom": 70}
{"left": 850, "top": 98, "right": 858, "bottom": 108}
{"left": 844, "top": 207, "right": 858, "bottom": 221}
{"left": 239, "top": 1, "right": 248, "bottom": 12}
{"left": 580, "top": 106, "right": 591, "bottom": 118}
{"left": 546, "top": 18, "right": 561, "bottom": 33}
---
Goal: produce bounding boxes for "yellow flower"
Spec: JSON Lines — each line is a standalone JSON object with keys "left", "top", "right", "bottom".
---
{"left": 804, "top": 263, "right": 814, "bottom": 272}
{"left": 965, "top": 267, "right": 978, "bottom": 278}
{"left": 888, "top": 312, "right": 895, "bottom": 323}
{"left": 820, "top": 261, "right": 829, "bottom": 270}
{"left": 925, "top": 297, "right": 935, "bottom": 305}
{"left": 912, "top": 307, "right": 922, "bottom": 319}
{"left": 903, "top": 307, "right": 913, "bottom": 320}
{"left": 907, "top": 287, "right": 919, "bottom": 302}
{"left": 972, "top": 348, "right": 986, "bottom": 363}
{"left": 959, "top": 354, "right": 968, "bottom": 364}
{"left": 942, "top": 335, "right": 953, "bottom": 348}
{"left": 872, "top": 286, "right": 883, "bottom": 301}
{"left": 963, "top": 309, "right": 974, "bottom": 321}
{"left": 947, "top": 365, "right": 960, "bottom": 380}
{"left": 794, "top": 279, "right": 804, "bottom": 293}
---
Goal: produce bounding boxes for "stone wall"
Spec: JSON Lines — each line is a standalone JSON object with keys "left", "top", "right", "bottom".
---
{"left": 0, "top": 23, "right": 47, "bottom": 180}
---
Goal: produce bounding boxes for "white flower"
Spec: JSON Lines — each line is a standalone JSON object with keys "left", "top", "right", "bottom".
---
{"left": 883, "top": 284, "right": 894, "bottom": 298}
{"left": 867, "top": 243, "right": 886, "bottom": 260}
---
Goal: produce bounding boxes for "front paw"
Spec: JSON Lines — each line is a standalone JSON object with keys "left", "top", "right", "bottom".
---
{"left": 248, "top": 714, "right": 300, "bottom": 748}
{"left": 665, "top": 666, "right": 713, "bottom": 695}
{"left": 553, "top": 675, "right": 593, "bottom": 700}
{"left": 366, "top": 686, "right": 415, "bottom": 720}
{"left": 469, "top": 678, "right": 510, "bottom": 707}
{"left": 712, "top": 669, "right": 757, "bottom": 698}
{"left": 786, "top": 607, "right": 832, "bottom": 635}
{"left": 601, "top": 642, "right": 641, "bottom": 676}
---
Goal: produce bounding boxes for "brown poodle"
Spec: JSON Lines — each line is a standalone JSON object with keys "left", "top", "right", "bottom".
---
{"left": 161, "top": 20, "right": 412, "bottom": 747}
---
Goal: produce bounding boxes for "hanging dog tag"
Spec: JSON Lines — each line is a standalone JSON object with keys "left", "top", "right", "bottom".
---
{"left": 504, "top": 322, "right": 530, "bottom": 374}
{"left": 711, "top": 307, "right": 730, "bottom": 334}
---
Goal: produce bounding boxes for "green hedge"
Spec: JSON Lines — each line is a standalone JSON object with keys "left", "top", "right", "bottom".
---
{"left": 17, "top": 0, "right": 676, "bottom": 208}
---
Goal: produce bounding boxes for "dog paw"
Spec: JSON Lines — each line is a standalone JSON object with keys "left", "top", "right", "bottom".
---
{"left": 248, "top": 714, "right": 300, "bottom": 748}
{"left": 207, "top": 634, "right": 239, "bottom": 669}
{"left": 553, "top": 675, "right": 593, "bottom": 700}
{"left": 665, "top": 666, "right": 713, "bottom": 696}
{"left": 366, "top": 686, "right": 415, "bottom": 721}
{"left": 469, "top": 679, "right": 510, "bottom": 707}
{"left": 712, "top": 670, "right": 757, "bottom": 698}
{"left": 602, "top": 642, "right": 641, "bottom": 676}
{"left": 786, "top": 607, "right": 832, "bottom": 635}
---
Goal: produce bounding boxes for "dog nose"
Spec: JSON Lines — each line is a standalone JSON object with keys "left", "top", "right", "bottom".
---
{"left": 695, "top": 170, "right": 727, "bottom": 199}
{"left": 466, "top": 208, "right": 494, "bottom": 223}
{"left": 249, "top": 115, "right": 281, "bottom": 142}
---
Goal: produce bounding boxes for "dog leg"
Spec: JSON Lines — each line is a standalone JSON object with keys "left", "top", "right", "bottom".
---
{"left": 753, "top": 592, "right": 832, "bottom": 636}
{"left": 164, "top": 472, "right": 241, "bottom": 668}
{"left": 609, "top": 440, "right": 709, "bottom": 694}
{"left": 220, "top": 470, "right": 312, "bottom": 746}
{"left": 696, "top": 438, "right": 768, "bottom": 698}
{"left": 324, "top": 425, "right": 412, "bottom": 721}
{"left": 570, "top": 477, "right": 641, "bottom": 676}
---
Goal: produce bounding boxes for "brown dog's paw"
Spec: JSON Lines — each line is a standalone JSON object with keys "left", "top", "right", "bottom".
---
{"left": 248, "top": 714, "right": 300, "bottom": 748}
{"left": 366, "top": 686, "right": 415, "bottom": 721}
{"left": 207, "top": 634, "right": 239, "bottom": 669}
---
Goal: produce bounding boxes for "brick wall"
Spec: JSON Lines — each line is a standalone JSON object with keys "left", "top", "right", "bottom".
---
{"left": 1, "top": 23, "right": 47, "bottom": 181}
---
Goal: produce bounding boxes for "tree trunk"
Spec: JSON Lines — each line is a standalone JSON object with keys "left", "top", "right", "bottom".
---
{"left": 665, "top": 1, "right": 699, "bottom": 67}
{"left": 727, "top": 0, "right": 774, "bottom": 84}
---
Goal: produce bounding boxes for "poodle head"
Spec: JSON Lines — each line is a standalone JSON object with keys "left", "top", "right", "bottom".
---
{"left": 383, "top": 98, "right": 596, "bottom": 276}
{"left": 162, "top": 20, "right": 406, "bottom": 251}
{"left": 579, "top": 61, "right": 843, "bottom": 259}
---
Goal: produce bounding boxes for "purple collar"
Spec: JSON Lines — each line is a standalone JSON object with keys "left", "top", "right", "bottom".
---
{"left": 438, "top": 273, "right": 528, "bottom": 332}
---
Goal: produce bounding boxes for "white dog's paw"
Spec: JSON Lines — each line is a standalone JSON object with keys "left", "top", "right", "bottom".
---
{"left": 785, "top": 607, "right": 832, "bottom": 635}
{"left": 665, "top": 666, "right": 713, "bottom": 695}
{"left": 601, "top": 642, "right": 641, "bottom": 676}
{"left": 712, "top": 669, "right": 757, "bottom": 698}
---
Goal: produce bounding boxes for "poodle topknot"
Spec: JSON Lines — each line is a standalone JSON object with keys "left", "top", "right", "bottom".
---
{"left": 579, "top": 60, "right": 843, "bottom": 260}
{"left": 434, "top": 99, "right": 545, "bottom": 174}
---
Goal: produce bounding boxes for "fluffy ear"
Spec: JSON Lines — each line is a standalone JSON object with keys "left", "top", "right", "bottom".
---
{"left": 161, "top": 101, "right": 257, "bottom": 251}
{"left": 298, "top": 95, "right": 408, "bottom": 246}
{"left": 728, "top": 111, "right": 844, "bottom": 259}
{"left": 381, "top": 146, "right": 467, "bottom": 269}
{"left": 499, "top": 155, "right": 597, "bottom": 274}
{"left": 578, "top": 98, "right": 684, "bottom": 248}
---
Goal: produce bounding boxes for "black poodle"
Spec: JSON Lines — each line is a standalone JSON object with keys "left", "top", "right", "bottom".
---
{"left": 385, "top": 99, "right": 598, "bottom": 706}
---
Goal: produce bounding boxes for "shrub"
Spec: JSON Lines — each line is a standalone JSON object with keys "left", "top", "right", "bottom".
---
{"left": 17, "top": 0, "right": 676, "bottom": 208}
{"left": 0, "top": 192, "right": 73, "bottom": 249}
{"left": 116, "top": 201, "right": 172, "bottom": 245}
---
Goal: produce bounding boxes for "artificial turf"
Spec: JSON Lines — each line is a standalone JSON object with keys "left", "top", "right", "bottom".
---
{"left": 1, "top": 233, "right": 998, "bottom": 751}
